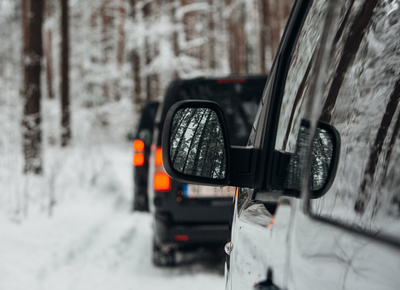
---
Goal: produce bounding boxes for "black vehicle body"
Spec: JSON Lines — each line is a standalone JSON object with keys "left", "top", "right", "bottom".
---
{"left": 162, "top": 0, "right": 400, "bottom": 289}
{"left": 148, "top": 75, "right": 267, "bottom": 266}
{"left": 132, "top": 101, "right": 159, "bottom": 211}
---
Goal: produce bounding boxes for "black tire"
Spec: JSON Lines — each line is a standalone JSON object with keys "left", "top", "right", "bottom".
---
{"left": 152, "top": 240, "right": 176, "bottom": 267}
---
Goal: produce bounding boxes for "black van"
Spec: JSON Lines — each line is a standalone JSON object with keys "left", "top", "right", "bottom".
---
{"left": 148, "top": 75, "right": 267, "bottom": 266}
{"left": 132, "top": 101, "right": 159, "bottom": 211}
{"left": 162, "top": 0, "right": 400, "bottom": 289}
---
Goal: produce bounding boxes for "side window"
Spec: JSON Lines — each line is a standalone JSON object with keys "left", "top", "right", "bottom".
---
{"left": 277, "top": 0, "right": 400, "bottom": 242}
{"left": 275, "top": 0, "right": 329, "bottom": 153}
{"left": 309, "top": 0, "right": 400, "bottom": 242}
{"left": 248, "top": 0, "right": 296, "bottom": 148}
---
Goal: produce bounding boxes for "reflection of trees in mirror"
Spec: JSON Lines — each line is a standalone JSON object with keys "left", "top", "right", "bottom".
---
{"left": 170, "top": 108, "right": 226, "bottom": 179}
{"left": 310, "top": 128, "right": 333, "bottom": 191}
{"left": 285, "top": 123, "right": 334, "bottom": 192}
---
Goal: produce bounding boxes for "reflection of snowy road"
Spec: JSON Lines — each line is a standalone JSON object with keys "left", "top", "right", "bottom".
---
{"left": 0, "top": 195, "right": 225, "bottom": 290}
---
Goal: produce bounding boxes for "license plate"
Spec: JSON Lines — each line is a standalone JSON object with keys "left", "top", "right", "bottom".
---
{"left": 182, "top": 184, "right": 236, "bottom": 198}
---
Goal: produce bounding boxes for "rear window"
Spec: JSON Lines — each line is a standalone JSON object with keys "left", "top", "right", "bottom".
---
{"left": 160, "top": 76, "right": 267, "bottom": 146}
{"left": 138, "top": 102, "right": 159, "bottom": 131}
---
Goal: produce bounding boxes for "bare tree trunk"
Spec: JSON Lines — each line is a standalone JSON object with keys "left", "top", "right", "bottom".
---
{"left": 22, "top": 0, "right": 29, "bottom": 56}
{"left": 226, "top": 0, "right": 235, "bottom": 73}
{"left": 60, "top": 0, "right": 71, "bottom": 146}
{"left": 227, "top": 0, "right": 247, "bottom": 74}
{"left": 171, "top": 0, "right": 180, "bottom": 79}
{"left": 215, "top": 1, "right": 226, "bottom": 73}
{"left": 22, "top": 0, "right": 44, "bottom": 174}
{"left": 236, "top": 4, "right": 246, "bottom": 73}
{"left": 258, "top": 0, "right": 293, "bottom": 72}
{"left": 269, "top": 1, "right": 280, "bottom": 58}
{"left": 114, "top": 0, "right": 126, "bottom": 101}
{"left": 101, "top": 0, "right": 112, "bottom": 63}
{"left": 144, "top": 1, "right": 152, "bottom": 102}
{"left": 208, "top": 0, "right": 216, "bottom": 71}
{"left": 258, "top": 0, "right": 267, "bottom": 73}
{"left": 181, "top": 0, "right": 198, "bottom": 60}
{"left": 128, "top": 0, "right": 142, "bottom": 115}
{"left": 143, "top": 1, "right": 159, "bottom": 102}
{"left": 44, "top": 0, "right": 54, "bottom": 99}
{"left": 101, "top": 0, "right": 112, "bottom": 101}
{"left": 90, "top": 9, "right": 98, "bottom": 63}
{"left": 117, "top": 0, "right": 126, "bottom": 66}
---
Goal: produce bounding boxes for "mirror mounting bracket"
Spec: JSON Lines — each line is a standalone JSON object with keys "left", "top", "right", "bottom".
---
{"left": 228, "top": 146, "right": 260, "bottom": 188}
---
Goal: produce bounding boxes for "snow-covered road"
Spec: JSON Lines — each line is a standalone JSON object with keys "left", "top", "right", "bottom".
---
{"left": 0, "top": 145, "right": 225, "bottom": 290}
{"left": 0, "top": 194, "right": 225, "bottom": 290}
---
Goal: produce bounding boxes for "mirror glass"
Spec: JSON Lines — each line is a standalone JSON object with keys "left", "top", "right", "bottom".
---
{"left": 169, "top": 107, "right": 227, "bottom": 179}
{"left": 285, "top": 122, "right": 334, "bottom": 192}
{"left": 310, "top": 127, "right": 334, "bottom": 190}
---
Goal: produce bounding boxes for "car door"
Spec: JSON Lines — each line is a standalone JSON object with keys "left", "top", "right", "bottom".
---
{"left": 271, "top": 0, "right": 400, "bottom": 288}
{"left": 227, "top": 1, "right": 315, "bottom": 288}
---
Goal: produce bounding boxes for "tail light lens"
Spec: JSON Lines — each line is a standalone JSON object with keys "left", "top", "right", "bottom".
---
{"left": 133, "top": 139, "right": 145, "bottom": 151}
{"left": 133, "top": 139, "right": 145, "bottom": 166}
{"left": 153, "top": 147, "right": 171, "bottom": 192}
{"left": 155, "top": 147, "right": 163, "bottom": 166}
{"left": 154, "top": 172, "right": 171, "bottom": 191}
{"left": 133, "top": 153, "right": 145, "bottom": 166}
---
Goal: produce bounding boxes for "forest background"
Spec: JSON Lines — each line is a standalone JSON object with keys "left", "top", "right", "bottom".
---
{"left": 0, "top": 0, "right": 291, "bottom": 221}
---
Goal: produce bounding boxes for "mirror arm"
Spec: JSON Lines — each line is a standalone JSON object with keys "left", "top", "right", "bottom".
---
{"left": 228, "top": 146, "right": 259, "bottom": 188}
{"left": 270, "top": 150, "right": 293, "bottom": 191}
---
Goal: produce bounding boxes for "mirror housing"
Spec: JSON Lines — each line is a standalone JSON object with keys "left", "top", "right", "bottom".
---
{"left": 162, "top": 100, "right": 258, "bottom": 187}
{"left": 284, "top": 119, "right": 340, "bottom": 199}
{"left": 254, "top": 119, "right": 340, "bottom": 202}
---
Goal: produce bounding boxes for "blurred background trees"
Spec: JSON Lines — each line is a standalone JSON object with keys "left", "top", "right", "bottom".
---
{"left": 0, "top": 0, "right": 292, "bottom": 217}
{"left": 17, "top": 0, "right": 293, "bottom": 160}
{"left": 17, "top": 0, "right": 293, "bottom": 127}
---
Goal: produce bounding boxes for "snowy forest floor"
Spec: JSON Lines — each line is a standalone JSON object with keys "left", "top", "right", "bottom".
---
{"left": 0, "top": 141, "right": 225, "bottom": 290}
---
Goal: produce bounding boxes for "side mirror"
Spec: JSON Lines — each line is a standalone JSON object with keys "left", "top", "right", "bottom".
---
{"left": 285, "top": 119, "right": 340, "bottom": 198}
{"left": 162, "top": 101, "right": 231, "bottom": 185}
{"left": 254, "top": 120, "right": 340, "bottom": 202}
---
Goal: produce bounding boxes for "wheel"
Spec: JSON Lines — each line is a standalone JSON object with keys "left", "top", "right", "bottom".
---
{"left": 152, "top": 239, "right": 176, "bottom": 267}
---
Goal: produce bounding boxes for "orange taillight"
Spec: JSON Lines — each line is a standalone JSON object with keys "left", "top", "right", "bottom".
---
{"left": 154, "top": 172, "right": 171, "bottom": 191}
{"left": 133, "top": 139, "right": 145, "bottom": 166}
{"left": 133, "top": 139, "right": 145, "bottom": 152}
{"left": 155, "top": 147, "right": 163, "bottom": 166}
{"left": 133, "top": 153, "right": 145, "bottom": 166}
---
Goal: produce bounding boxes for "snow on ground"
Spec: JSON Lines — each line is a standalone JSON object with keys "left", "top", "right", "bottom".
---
{"left": 0, "top": 143, "right": 225, "bottom": 290}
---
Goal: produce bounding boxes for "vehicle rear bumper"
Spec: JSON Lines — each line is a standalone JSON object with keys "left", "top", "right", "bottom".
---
{"left": 154, "top": 217, "right": 230, "bottom": 246}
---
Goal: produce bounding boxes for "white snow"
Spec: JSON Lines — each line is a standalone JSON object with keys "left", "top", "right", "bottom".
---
{"left": 0, "top": 142, "right": 225, "bottom": 290}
